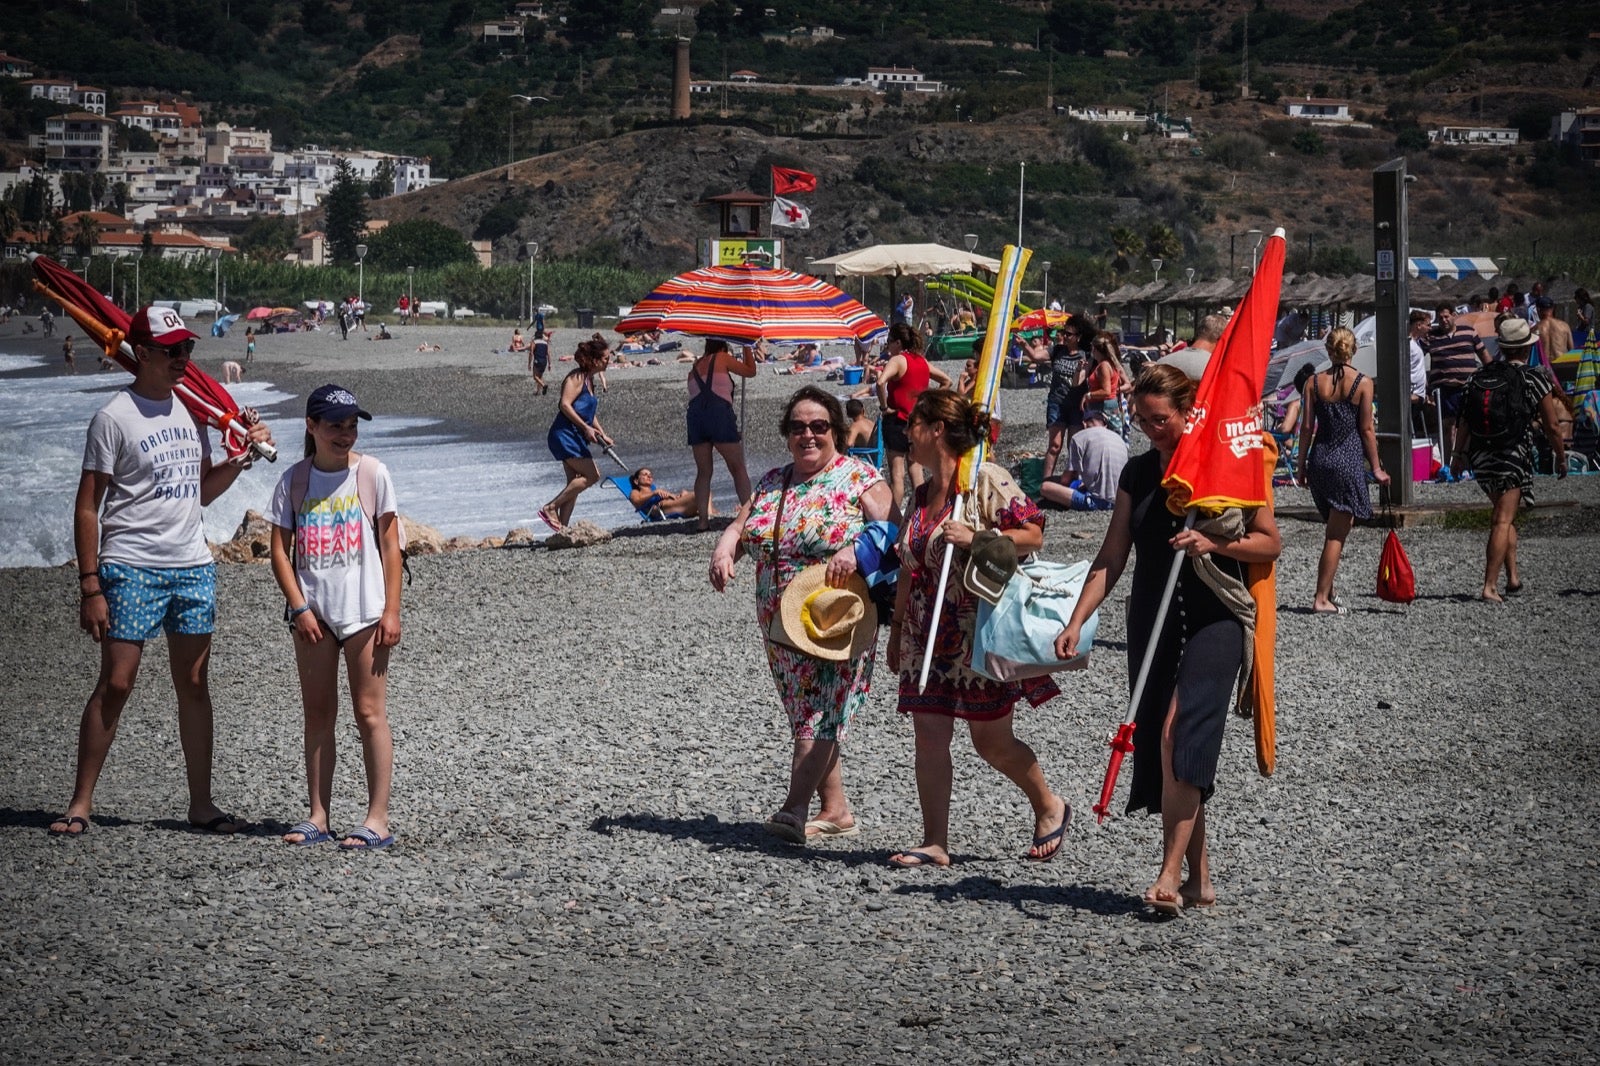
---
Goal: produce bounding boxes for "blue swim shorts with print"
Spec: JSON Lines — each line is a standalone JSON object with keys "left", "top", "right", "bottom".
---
{"left": 101, "top": 562, "right": 217, "bottom": 642}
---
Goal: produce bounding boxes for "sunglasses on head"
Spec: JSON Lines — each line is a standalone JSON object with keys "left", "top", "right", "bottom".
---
{"left": 785, "top": 419, "right": 833, "bottom": 437}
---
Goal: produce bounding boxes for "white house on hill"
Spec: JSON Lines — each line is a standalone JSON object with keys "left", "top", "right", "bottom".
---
{"left": 1284, "top": 97, "right": 1352, "bottom": 123}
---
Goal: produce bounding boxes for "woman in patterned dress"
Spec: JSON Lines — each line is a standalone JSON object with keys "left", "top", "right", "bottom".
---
{"left": 709, "top": 386, "right": 896, "bottom": 844}
{"left": 886, "top": 389, "right": 1069, "bottom": 869}
{"left": 1296, "top": 327, "right": 1389, "bottom": 615}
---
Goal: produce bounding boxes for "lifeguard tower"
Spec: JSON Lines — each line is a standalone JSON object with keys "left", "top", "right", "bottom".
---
{"left": 698, "top": 190, "right": 783, "bottom": 268}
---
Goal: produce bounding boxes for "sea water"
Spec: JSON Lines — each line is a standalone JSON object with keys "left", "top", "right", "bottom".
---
{"left": 0, "top": 354, "right": 655, "bottom": 569}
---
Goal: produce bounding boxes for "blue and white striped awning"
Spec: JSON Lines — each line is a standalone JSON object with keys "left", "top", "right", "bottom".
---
{"left": 1407, "top": 256, "right": 1501, "bottom": 280}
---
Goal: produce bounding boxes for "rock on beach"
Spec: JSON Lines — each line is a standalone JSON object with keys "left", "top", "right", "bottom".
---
{"left": 0, "top": 321, "right": 1597, "bottom": 1063}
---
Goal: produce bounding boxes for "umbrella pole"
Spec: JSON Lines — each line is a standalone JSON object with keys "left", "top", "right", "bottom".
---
{"left": 1094, "top": 511, "right": 1195, "bottom": 821}
{"left": 916, "top": 494, "right": 964, "bottom": 695}
{"left": 1433, "top": 386, "right": 1447, "bottom": 474}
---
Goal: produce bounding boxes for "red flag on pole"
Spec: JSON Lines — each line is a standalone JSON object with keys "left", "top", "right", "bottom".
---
{"left": 1161, "top": 229, "right": 1287, "bottom": 514}
{"left": 772, "top": 165, "right": 817, "bottom": 196}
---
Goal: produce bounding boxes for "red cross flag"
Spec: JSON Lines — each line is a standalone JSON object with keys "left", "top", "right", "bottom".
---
{"left": 772, "top": 166, "right": 817, "bottom": 195}
{"left": 771, "top": 196, "right": 812, "bottom": 230}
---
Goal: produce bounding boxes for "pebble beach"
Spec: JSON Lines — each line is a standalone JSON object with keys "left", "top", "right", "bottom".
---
{"left": 1, "top": 320, "right": 1597, "bottom": 1063}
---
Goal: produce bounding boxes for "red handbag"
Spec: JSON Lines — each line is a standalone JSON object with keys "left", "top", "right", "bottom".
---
{"left": 1376, "top": 501, "right": 1416, "bottom": 605}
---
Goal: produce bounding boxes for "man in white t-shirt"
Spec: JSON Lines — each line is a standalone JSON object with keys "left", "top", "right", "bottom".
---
{"left": 1408, "top": 309, "right": 1432, "bottom": 436}
{"left": 50, "top": 305, "right": 275, "bottom": 838}
{"left": 1040, "top": 409, "right": 1128, "bottom": 510}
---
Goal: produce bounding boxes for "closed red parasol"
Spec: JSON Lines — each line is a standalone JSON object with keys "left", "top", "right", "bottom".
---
{"left": 30, "top": 254, "right": 275, "bottom": 463}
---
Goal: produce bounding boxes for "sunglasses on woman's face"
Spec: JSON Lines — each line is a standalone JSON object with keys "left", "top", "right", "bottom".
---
{"left": 786, "top": 419, "right": 832, "bottom": 437}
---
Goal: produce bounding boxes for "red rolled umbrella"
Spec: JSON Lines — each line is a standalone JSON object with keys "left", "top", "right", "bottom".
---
{"left": 29, "top": 254, "right": 275, "bottom": 462}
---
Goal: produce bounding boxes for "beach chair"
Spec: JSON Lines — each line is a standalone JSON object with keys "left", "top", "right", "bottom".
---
{"left": 607, "top": 476, "right": 665, "bottom": 522}
{"left": 1270, "top": 430, "right": 1297, "bottom": 484}
{"left": 848, "top": 419, "right": 886, "bottom": 470}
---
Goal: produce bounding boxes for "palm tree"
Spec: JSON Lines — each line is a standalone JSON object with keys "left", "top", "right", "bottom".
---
{"left": 72, "top": 214, "right": 100, "bottom": 259}
{"left": 1108, "top": 225, "right": 1144, "bottom": 276}
{"left": 1145, "top": 223, "right": 1182, "bottom": 262}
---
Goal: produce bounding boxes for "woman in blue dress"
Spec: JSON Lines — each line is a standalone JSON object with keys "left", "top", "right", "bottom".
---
{"left": 541, "top": 335, "right": 613, "bottom": 532}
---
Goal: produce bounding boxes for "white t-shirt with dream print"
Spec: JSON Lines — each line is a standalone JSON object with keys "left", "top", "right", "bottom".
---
{"left": 270, "top": 457, "right": 397, "bottom": 640}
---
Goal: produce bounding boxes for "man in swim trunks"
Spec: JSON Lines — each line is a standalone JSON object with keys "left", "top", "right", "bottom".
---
{"left": 49, "top": 305, "right": 276, "bottom": 838}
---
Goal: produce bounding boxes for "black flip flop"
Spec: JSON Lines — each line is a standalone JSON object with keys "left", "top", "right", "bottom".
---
{"left": 48, "top": 815, "right": 89, "bottom": 837}
{"left": 189, "top": 813, "right": 245, "bottom": 835}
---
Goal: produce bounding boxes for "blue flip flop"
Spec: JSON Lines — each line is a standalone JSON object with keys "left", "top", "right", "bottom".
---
{"left": 338, "top": 826, "right": 396, "bottom": 851}
{"left": 1026, "top": 802, "right": 1072, "bottom": 862}
{"left": 284, "top": 820, "right": 334, "bottom": 847}
{"left": 888, "top": 850, "right": 948, "bottom": 869}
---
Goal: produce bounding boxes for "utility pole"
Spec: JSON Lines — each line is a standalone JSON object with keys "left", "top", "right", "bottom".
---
{"left": 1240, "top": 11, "right": 1250, "bottom": 99}
{"left": 1373, "top": 158, "right": 1414, "bottom": 506}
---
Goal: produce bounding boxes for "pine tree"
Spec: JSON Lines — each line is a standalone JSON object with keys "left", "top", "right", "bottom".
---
{"left": 325, "top": 159, "right": 368, "bottom": 265}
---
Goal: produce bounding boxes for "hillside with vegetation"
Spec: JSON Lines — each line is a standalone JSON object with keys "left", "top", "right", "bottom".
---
{"left": 4, "top": 0, "right": 1597, "bottom": 306}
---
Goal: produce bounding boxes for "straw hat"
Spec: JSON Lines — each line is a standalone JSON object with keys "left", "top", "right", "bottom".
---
{"left": 770, "top": 566, "right": 877, "bottom": 661}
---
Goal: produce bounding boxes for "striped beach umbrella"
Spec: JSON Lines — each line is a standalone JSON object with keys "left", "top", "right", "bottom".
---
{"left": 617, "top": 264, "right": 887, "bottom": 344}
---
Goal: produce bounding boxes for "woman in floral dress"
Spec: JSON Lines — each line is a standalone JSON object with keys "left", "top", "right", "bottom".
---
{"left": 710, "top": 386, "right": 896, "bottom": 844}
{"left": 887, "top": 389, "right": 1069, "bottom": 869}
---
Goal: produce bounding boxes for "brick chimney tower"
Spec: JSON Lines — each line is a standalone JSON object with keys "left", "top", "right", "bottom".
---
{"left": 672, "top": 37, "right": 691, "bottom": 121}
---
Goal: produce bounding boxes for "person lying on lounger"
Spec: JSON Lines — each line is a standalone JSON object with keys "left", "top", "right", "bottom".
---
{"left": 629, "top": 468, "right": 709, "bottom": 519}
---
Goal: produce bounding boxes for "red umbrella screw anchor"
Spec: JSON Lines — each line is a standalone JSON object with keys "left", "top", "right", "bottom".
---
{"left": 1092, "top": 723, "right": 1136, "bottom": 824}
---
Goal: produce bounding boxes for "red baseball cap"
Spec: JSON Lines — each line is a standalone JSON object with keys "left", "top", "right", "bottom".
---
{"left": 127, "top": 304, "right": 200, "bottom": 348}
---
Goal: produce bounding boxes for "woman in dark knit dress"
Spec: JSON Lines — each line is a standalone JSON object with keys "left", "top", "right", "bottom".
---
{"left": 1056, "top": 364, "right": 1282, "bottom": 914}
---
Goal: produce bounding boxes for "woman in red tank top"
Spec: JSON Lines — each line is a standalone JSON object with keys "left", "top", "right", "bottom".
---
{"left": 876, "top": 323, "right": 952, "bottom": 507}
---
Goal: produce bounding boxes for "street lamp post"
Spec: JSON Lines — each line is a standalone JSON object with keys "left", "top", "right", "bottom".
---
{"left": 356, "top": 243, "right": 368, "bottom": 311}
{"left": 132, "top": 253, "right": 141, "bottom": 308}
{"left": 107, "top": 256, "right": 116, "bottom": 302}
{"left": 210, "top": 248, "right": 221, "bottom": 319}
{"left": 508, "top": 94, "right": 550, "bottom": 169}
{"left": 1186, "top": 267, "right": 1196, "bottom": 285}
{"left": 534, "top": 240, "right": 547, "bottom": 323}
{"left": 406, "top": 265, "right": 415, "bottom": 324}
{"left": 963, "top": 233, "right": 978, "bottom": 253}
{"left": 1250, "top": 232, "right": 1266, "bottom": 275}
{"left": 1151, "top": 258, "right": 1164, "bottom": 283}
{"left": 1229, "top": 228, "right": 1262, "bottom": 276}
{"left": 1041, "top": 260, "right": 1051, "bottom": 308}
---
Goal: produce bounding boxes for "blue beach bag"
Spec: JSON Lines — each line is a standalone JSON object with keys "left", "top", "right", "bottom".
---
{"left": 970, "top": 558, "right": 1098, "bottom": 683}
